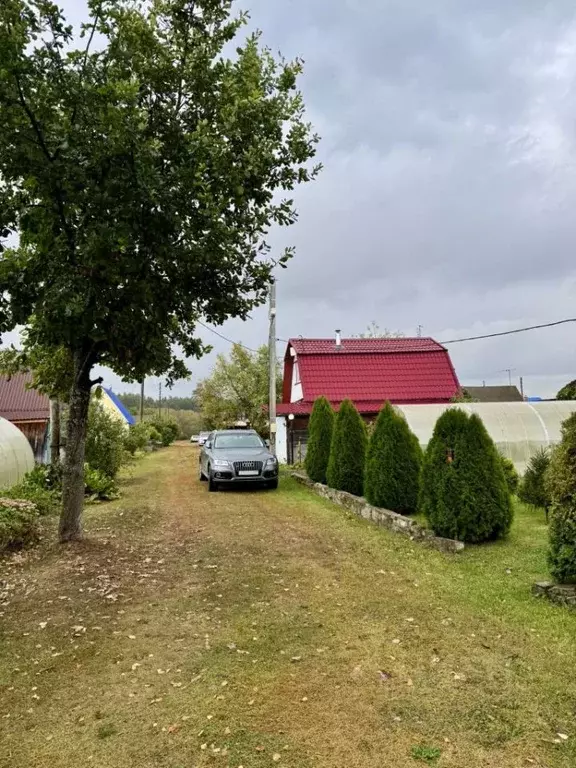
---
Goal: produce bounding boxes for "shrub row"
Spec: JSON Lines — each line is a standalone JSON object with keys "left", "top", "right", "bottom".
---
{"left": 0, "top": 403, "right": 180, "bottom": 553}
{"left": 305, "top": 398, "right": 514, "bottom": 544}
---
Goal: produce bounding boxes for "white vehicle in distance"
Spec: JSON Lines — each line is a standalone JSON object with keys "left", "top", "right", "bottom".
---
{"left": 197, "top": 431, "right": 211, "bottom": 446}
{"left": 190, "top": 434, "right": 200, "bottom": 443}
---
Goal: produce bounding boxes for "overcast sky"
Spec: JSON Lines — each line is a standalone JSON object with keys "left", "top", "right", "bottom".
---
{"left": 3, "top": 0, "right": 576, "bottom": 399}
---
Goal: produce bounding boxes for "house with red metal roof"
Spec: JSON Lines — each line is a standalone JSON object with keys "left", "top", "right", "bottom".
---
{"left": 275, "top": 334, "right": 460, "bottom": 463}
{"left": 0, "top": 372, "right": 50, "bottom": 462}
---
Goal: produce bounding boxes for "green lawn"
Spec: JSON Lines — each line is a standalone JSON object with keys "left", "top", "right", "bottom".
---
{"left": 0, "top": 445, "right": 575, "bottom": 768}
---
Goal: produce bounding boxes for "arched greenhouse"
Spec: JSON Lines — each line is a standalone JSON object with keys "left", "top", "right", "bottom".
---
{"left": 0, "top": 417, "right": 35, "bottom": 490}
{"left": 397, "top": 401, "right": 576, "bottom": 474}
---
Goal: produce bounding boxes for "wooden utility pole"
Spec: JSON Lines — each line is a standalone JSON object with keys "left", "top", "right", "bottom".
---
{"left": 140, "top": 379, "right": 145, "bottom": 422}
{"left": 158, "top": 381, "right": 162, "bottom": 419}
{"left": 268, "top": 280, "right": 277, "bottom": 455}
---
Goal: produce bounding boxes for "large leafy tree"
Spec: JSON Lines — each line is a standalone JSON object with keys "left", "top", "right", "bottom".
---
{"left": 195, "top": 343, "right": 281, "bottom": 436}
{"left": 556, "top": 380, "right": 576, "bottom": 400}
{"left": 354, "top": 322, "right": 404, "bottom": 338}
{"left": 0, "top": 0, "right": 319, "bottom": 541}
{"left": 364, "top": 401, "right": 422, "bottom": 514}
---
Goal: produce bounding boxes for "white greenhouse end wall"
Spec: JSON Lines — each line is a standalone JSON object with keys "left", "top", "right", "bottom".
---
{"left": 396, "top": 401, "right": 576, "bottom": 475}
{"left": 0, "top": 417, "right": 35, "bottom": 490}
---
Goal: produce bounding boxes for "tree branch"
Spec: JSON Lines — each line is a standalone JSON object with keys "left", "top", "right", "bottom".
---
{"left": 13, "top": 72, "right": 54, "bottom": 164}
{"left": 175, "top": 1, "right": 195, "bottom": 116}
{"left": 67, "top": 3, "right": 101, "bottom": 131}
{"left": 12, "top": 68, "right": 76, "bottom": 253}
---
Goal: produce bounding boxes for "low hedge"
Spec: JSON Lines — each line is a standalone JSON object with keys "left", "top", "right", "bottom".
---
{"left": 0, "top": 498, "right": 40, "bottom": 551}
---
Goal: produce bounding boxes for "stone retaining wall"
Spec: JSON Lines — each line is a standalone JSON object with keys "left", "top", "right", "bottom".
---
{"left": 532, "top": 581, "right": 576, "bottom": 609}
{"left": 291, "top": 472, "right": 464, "bottom": 554}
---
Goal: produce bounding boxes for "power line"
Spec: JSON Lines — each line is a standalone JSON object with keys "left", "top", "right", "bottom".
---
{"left": 201, "top": 316, "right": 576, "bottom": 356}
{"left": 440, "top": 318, "right": 576, "bottom": 345}
{"left": 196, "top": 320, "right": 258, "bottom": 353}
{"left": 197, "top": 320, "right": 284, "bottom": 360}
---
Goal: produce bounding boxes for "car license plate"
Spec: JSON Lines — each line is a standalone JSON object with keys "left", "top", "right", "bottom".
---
{"left": 238, "top": 470, "right": 259, "bottom": 476}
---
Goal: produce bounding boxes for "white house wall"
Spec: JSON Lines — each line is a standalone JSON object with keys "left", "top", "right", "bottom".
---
{"left": 276, "top": 417, "right": 287, "bottom": 463}
{"left": 290, "top": 360, "right": 303, "bottom": 402}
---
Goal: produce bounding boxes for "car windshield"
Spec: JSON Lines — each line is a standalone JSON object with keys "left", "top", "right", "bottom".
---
{"left": 213, "top": 433, "right": 264, "bottom": 449}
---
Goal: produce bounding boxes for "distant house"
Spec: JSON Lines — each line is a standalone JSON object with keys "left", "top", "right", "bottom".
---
{"left": 275, "top": 335, "right": 460, "bottom": 463}
{"left": 463, "top": 385, "right": 523, "bottom": 403}
{"left": 100, "top": 388, "right": 136, "bottom": 427}
{"left": 0, "top": 372, "right": 50, "bottom": 462}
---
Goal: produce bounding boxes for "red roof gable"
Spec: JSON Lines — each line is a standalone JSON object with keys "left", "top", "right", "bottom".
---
{"left": 278, "top": 337, "right": 459, "bottom": 416}
{"left": 0, "top": 372, "right": 50, "bottom": 423}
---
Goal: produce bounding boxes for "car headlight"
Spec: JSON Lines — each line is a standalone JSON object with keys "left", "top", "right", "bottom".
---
{"left": 265, "top": 457, "right": 277, "bottom": 467}
{"left": 213, "top": 459, "right": 231, "bottom": 468}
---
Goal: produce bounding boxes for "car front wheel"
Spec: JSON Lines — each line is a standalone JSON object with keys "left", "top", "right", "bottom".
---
{"left": 208, "top": 472, "right": 219, "bottom": 492}
{"left": 268, "top": 479, "right": 279, "bottom": 490}
{"left": 199, "top": 464, "right": 207, "bottom": 481}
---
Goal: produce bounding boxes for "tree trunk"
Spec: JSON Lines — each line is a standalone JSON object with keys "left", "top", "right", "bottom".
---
{"left": 59, "top": 351, "right": 92, "bottom": 543}
{"left": 50, "top": 398, "right": 61, "bottom": 466}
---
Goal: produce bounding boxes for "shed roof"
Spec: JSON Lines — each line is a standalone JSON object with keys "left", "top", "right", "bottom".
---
{"left": 0, "top": 372, "right": 50, "bottom": 423}
{"left": 463, "top": 385, "right": 523, "bottom": 403}
{"left": 103, "top": 388, "right": 136, "bottom": 426}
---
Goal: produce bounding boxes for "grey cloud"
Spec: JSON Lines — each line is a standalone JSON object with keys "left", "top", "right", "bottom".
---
{"left": 3, "top": 0, "right": 576, "bottom": 401}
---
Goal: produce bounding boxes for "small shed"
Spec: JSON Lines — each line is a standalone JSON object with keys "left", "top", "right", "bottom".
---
{"left": 463, "top": 385, "right": 523, "bottom": 402}
{"left": 0, "top": 417, "right": 35, "bottom": 489}
{"left": 100, "top": 388, "right": 136, "bottom": 428}
{"left": 0, "top": 372, "right": 50, "bottom": 462}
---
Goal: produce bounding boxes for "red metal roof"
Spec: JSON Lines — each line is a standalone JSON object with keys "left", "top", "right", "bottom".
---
{"left": 279, "top": 336, "right": 459, "bottom": 415}
{"left": 289, "top": 337, "right": 445, "bottom": 355}
{"left": 0, "top": 372, "right": 50, "bottom": 423}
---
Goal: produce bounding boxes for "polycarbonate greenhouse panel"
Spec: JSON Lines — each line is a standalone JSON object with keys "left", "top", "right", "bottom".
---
{"left": 0, "top": 417, "right": 35, "bottom": 490}
{"left": 397, "top": 401, "right": 576, "bottom": 474}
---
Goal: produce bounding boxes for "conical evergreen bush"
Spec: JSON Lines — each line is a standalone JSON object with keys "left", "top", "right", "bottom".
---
{"left": 326, "top": 399, "right": 367, "bottom": 496}
{"left": 500, "top": 455, "right": 519, "bottom": 495}
{"left": 453, "top": 414, "right": 513, "bottom": 542}
{"left": 418, "top": 408, "right": 469, "bottom": 525}
{"left": 419, "top": 409, "right": 513, "bottom": 542}
{"left": 547, "top": 414, "right": 576, "bottom": 583}
{"left": 518, "top": 448, "right": 551, "bottom": 515}
{"left": 305, "top": 397, "right": 334, "bottom": 484}
{"left": 364, "top": 402, "right": 422, "bottom": 513}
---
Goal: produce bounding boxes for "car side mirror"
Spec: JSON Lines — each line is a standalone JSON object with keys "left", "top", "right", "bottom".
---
{"left": 265, "top": 439, "right": 270, "bottom": 448}
{"left": 205, "top": 441, "right": 212, "bottom": 449}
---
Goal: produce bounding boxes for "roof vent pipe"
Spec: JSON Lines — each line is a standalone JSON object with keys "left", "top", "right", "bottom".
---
{"left": 335, "top": 329, "right": 341, "bottom": 349}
